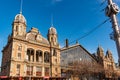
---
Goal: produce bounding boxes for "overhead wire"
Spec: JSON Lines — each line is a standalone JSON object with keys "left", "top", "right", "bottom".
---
{"left": 68, "top": 0, "right": 107, "bottom": 42}
{"left": 100, "top": 0, "right": 107, "bottom": 6}
{"left": 69, "top": 18, "right": 110, "bottom": 45}
{"left": 96, "top": 0, "right": 107, "bottom": 12}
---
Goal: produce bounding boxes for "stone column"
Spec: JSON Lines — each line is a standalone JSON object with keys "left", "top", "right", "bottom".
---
{"left": 33, "top": 66, "right": 36, "bottom": 76}
{"left": 42, "top": 51, "right": 44, "bottom": 77}
{"left": 24, "top": 45, "right": 27, "bottom": 61}
{"left": 42, "top": 52, "right": 44, "bottom": 64}
{"left": 34, "top": 50, "right": 36, "bottom": 62}
{"left": 23, "top": 64, "right": 26, "bottom": 77}
{"left": 42, "top": 67, "right": 44, "bottom": 76}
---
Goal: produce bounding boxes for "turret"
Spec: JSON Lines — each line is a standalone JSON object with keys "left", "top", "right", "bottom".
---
{"left": 97, "top": 46, "right": 104, "bottom": 58}
{"left": 12, "top": 13, "right": 27, "bottom": 37}
{"left": 47, "top": 27, "right": 58, "bottom": 46}
{"left": 106, "top": 49, "right": 113, "bottom": 60}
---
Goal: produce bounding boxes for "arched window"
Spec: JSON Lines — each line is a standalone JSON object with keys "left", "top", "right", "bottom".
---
{"left": 27, "top": 49, "right": 30, "bottom": 61}
{"left": 53, "top": 49, "right": 57, "bottom": 56}
{"left": 16, "top": 26, "right": 18, "bottom": 31}
{"left": 36, "top": 50, "right": 43, "bottom": 62}
{"left": 44, "top": 52, "right": 50, "bottom": 63}
{"left": 27, "top": 48, "right": 34, "bottom": 62}
{"left": 18, "top": 26, "right": 22, "bottom": 32}
{"left": 51, "top": 37, "right": 53, "bottom": 41}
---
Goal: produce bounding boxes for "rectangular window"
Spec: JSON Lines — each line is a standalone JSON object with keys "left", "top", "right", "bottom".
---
{"left": 26, "top": 66, "right": 33, "bottom": 76}
{"left": 55, "top": 59, "right": 57, "bottom": 64}
{"left": 53, "top": 49, "right": 57, "bottom": 56}
{"left": 16, "top": 64, "right": 20, "bottom": 76}
{"left": 36, "top": 67, "right": 42, "bottom": 76}
{"left": 18, "top": 53, "right": 21, "bottom": 59}
{"left": 45, "top": 67, "right": 49, "bottom": 76}
{"left": 18, "top": 45, "right": 22, "bottom": 51}
{"left": 55, "top": 68, "right": 57, "bottom": 72}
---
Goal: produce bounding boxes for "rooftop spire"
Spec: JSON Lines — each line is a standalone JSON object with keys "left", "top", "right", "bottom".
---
{"left": 20, "top": 0, "right": 23, "bottom": 14}
{"left": 51, "top": 14, "right": 54, "bottom": 27}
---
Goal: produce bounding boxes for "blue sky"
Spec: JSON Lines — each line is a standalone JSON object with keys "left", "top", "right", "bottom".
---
{"left": 0, "top": 0, "right": 120, "bottom": 65}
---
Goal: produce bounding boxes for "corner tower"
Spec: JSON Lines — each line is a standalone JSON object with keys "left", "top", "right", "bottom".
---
{"left": 47, "top": 24, "right": 61, "bottom": 77}
{"left": 106, "top": 49, "right": 113, "bottom": 61}
{"left": 12, "top": 13, "right": 27, "bottom": 37}
{"left": 48, "top": 27, "right": 58, "bottom": 46}
{"left": 97, "top": 46, "right": 104, "bottom": 58}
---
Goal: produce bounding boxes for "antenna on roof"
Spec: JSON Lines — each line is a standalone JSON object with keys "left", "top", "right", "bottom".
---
{"left": 51, "top": 13, "right": 54, "bottom": 27}
{"left": 20, "top": 0, "right": 23, "bottom": 14}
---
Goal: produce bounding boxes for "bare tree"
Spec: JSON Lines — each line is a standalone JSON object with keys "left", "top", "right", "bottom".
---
{"left": 68, "top": 60, "right": 104, "bottom": 80}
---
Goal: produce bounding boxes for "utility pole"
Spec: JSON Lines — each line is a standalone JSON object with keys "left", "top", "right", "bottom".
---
{"left": 105, "top": 0, "right": 120, "bottom": 65}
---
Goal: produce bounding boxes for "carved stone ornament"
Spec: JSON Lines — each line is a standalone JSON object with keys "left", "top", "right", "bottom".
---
{"left": 36, "top": 34, "right": 42, "bottom": 42}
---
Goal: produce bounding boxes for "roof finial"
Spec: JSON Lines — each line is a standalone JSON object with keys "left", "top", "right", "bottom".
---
{"left": 76, "top": 40, "right": 79, "bottom": 44}
{"left": 51, "top": 13, "right": 54, "bottom": 27}
{"left": 20, "top": 0, "right": 23, "bottom": 14}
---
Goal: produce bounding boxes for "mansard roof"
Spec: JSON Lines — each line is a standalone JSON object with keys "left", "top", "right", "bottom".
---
{"left": 26, "top": 27, "right": 49, "bottom": 45}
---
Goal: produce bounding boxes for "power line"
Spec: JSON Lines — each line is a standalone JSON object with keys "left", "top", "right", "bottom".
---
{"left": 67, "top": 1, "right": 107, "bottom": 41}
{"left": 69, "top": 18, "right": 110, "bottom": 45}
{"left": 100, "top": 0, "right": 107, "bottom": 6}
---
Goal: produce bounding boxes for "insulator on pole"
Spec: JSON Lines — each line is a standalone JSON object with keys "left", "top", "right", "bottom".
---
{"left": 110, "top": 32, "right": 115, "bottom": 40}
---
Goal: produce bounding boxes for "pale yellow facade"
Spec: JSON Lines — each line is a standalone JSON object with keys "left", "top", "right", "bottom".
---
{"left": 1, "top": 13, "right": 61, "bottom": 78}
{"left": 96, "top": 46, "right": 117, "bottom": 78}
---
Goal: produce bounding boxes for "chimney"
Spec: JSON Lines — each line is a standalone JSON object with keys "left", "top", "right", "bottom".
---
{"left": 65, "top": 39, "right": 69, "bottom": 48}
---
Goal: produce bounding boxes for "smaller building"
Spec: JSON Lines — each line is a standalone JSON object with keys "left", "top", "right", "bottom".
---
{"left": 60, "top": 41, "right": 100, "bottom": 80}
{"left": 60, "top": 40, "right": 120, "bottom": 80}
{"left": 94, "top": 46, "right": 118, "bottom": 79}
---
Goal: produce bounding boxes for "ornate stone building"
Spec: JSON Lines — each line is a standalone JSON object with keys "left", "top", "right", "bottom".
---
{"left": 95, "top": 46, "right": 117, "bottom": 79}
{"left": 60, "top": 40, "right": 119, "bottom": 80}
{"left": 1, "top": 12, "right": 120, "bottom": 80}
{"left": 61, "top": 42, "right": 99, "bottom": 80}
{"left": 1, "top": 12, "right": 61, "bottom": 78}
